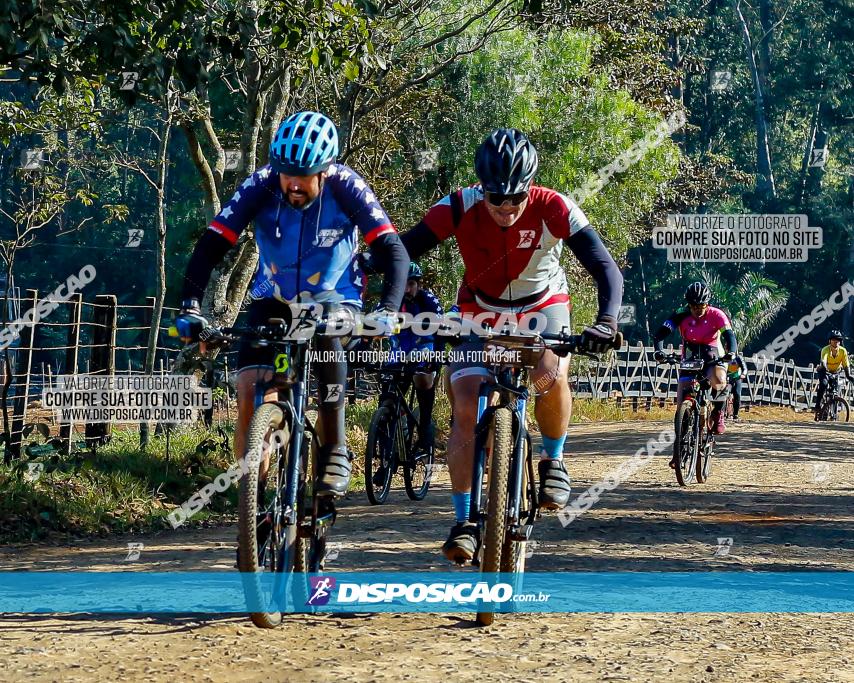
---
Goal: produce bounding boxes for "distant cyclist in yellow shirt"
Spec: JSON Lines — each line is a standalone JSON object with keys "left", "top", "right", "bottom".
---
{"left": 814, "top": 329, "right": 852, "bottom": 419}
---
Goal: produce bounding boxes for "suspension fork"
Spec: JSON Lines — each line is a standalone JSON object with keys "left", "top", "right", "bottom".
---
{"left": 282, "top": 358, "right": 309, "bottom": 527}
{"left": 468, "top": 380, "right": 496, "bottom": 524}
{"left": 507, "top": 390, "right": 529, "bottom": 531}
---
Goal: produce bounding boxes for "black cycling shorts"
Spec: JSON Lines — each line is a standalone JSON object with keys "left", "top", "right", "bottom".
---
{"left": 236, "top": 298, "right": 357, "bottom": 371}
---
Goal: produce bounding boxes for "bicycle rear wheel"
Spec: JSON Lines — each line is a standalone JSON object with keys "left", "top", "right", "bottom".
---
{"left": 830, "top": 397, "right": 850, "bottom": 422}
{"left": 674, "top": 400, "right": 699, "bottom": 487}
{"left": 404, "top": 408, "right": 434, "bottom": 501}
{"left": 366, "top": 405, "right": 395, "bottom": 505}
{"left": 476, "top": 406, "right": 513, "bottom": 627}
{"left": 238, "top": 403, "right": 304, "bottom": 629}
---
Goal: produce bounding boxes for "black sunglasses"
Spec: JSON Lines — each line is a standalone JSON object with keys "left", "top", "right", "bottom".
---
{"left": 486, "top": 191, "right": 529, "bottom": 207}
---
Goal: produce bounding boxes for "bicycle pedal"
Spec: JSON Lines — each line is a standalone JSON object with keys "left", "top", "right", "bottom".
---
{"left": 508, "top": 524, "right": 533, "bottom": 541}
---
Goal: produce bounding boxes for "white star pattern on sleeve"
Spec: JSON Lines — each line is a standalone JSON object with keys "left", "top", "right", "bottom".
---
{"left": 353, "top": 178, "right": 366, "bottom": 191}
{"left": 258, "top": 167, "right": 271, "bottom": 179}
{"left": 338, "top": 169, "right": 352, "bottom": 181}
{"left": 370, "top": 207, "right": 385, "bottom": 220}
{"left": 232, "top": 190, "right": 242, "bottom": 202}
{"left": 220, "top": 205, "right": 234, "bottom": 219}
{"left": 365, "top": 192, "right": 376, "bottom": 204}
{"left": 241, "top": 176, "right": 255, "bottom": 189}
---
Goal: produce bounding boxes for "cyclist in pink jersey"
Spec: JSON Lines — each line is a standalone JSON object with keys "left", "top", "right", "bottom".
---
{"left": 653, "top": 281, "right": 738, "bottom": 437}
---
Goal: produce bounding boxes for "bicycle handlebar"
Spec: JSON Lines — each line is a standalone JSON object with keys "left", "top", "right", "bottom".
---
{"left": 434, "top": 325, "right": 623, "bottom": 359}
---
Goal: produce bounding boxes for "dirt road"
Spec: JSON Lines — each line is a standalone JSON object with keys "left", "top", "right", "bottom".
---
{"left": 1, "top": 419, "right": 853, "bottom": 682}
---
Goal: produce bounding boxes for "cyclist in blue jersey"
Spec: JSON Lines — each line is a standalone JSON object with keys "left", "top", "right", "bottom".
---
{"left": 176, "top": 111, "right": 408, "bottom": 497}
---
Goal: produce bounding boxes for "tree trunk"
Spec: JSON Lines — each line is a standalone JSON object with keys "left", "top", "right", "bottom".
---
{"left": 843, "top": 177, "right": 854, "bottom": 341}
{"left": 140, "top": 97, "right": 173, "bottom": 449}
{"left": 734, "top": 0, "right": 776, "bottom": 202}
{"left": 796, "top": 102, "right": 820, "bottom": 208}
{"left": 758, "top": 0, "right": 774, "bottom": 108}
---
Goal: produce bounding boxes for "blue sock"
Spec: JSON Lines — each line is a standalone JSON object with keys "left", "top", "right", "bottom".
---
{"left": 452, "top": 492, "right": 471, "bottom": 524}
{"left": 541, "top": 433, "right": 567, "bottom": 460}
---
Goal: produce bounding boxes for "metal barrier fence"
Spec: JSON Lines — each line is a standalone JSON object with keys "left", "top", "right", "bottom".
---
{"left": 569, "top": 343, "right": 849, "bottom": 410}
{"left": 3, "top": 292, "right": 842, "bottom": 459}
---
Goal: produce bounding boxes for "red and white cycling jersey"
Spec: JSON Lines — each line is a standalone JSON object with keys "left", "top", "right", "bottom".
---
{"left": 421, "top": 185, "right": 590, "bottom": 312}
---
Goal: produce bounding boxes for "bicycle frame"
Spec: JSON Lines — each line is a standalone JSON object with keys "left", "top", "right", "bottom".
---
{"left": 249, "top": 337, "right": 332, "bottom": 570}
{"left": 468, "top": 368, "right": 536, "bottom": 550}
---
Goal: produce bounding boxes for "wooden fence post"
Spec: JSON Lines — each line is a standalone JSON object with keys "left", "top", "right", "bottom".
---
{"left": 139, "top": 296, "right": 156, "bottom": 448}
{"left": 85, "top": 294, "right": 117, "bottom": 448}
{"left": 8, "top": 289, "right": 38, "bottom": 460}
{"left": 59, "top": 293, "right": 82, "bottom": 454}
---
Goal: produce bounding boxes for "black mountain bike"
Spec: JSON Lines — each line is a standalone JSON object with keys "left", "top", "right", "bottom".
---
{"left": 440, "top": 328, "right": 622, "bottom": 626}
{"left": 816, "top": 372, "right": 851, "bottom": 422}
{"left": 662, "top": 353, "right": 731, "bottom": 486}
{"left": 365, "top": 363, "right": 438, "bottom": 504}
{"left": 205, "top": 315, "right": 343, "bottom": 629}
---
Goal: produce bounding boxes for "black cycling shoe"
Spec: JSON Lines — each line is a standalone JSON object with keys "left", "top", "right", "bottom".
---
{"left": 442, "top": 522, "right": 478, "bottom": 565}
{"left": 316, "top": 445, "right": 354, "bottom": 498}
{"left": 538, "top": 458, "right": 571, "bottom": 510}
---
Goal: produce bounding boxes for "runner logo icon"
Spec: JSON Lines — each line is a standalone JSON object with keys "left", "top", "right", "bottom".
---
{"left": 517, "top": 230, "right": 536, "bottom": 248}
{"left": 307, "top": 576, "right": 336, "bottom": 606}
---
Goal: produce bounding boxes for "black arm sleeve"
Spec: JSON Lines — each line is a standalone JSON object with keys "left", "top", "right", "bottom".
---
{"left": 653, "top": 311, "right": 683, "bottom": 351}
{"left": 653, "top": 325, "right": 671, "bottom": 352}
{"left": 369, "top": 232, "right": 408, "bottom": 311}
{"left": 400, "top": 221, "right": 442, "bottom": 262}
{"left": 722, "top": 328, "right": 738, "bottom": 355}
{"left": 565, "top": 226, "right": 623, "bottom": 329}
{"left": 181, "top": 231, "right": 233, "bottom": 302}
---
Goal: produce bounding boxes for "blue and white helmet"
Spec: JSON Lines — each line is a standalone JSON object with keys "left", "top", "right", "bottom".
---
{"left": 269, "top": 111, "right": 339, "bottom": 175}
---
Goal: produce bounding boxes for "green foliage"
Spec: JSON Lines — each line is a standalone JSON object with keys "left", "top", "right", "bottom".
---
{"left": 699, "top": 270, "right": 789, "bottom": 346}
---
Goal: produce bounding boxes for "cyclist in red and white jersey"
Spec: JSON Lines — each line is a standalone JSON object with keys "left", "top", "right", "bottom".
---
{"left": 400, "top": 128, "right": 624, "bottom": 564}
{"left": 653, "top": 281, "right": 739, "bottom": 438}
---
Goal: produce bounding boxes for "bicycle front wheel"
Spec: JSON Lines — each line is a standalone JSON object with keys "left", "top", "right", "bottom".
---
{"left": 831, "top": 397, "right": 850, "bottom": 422}
{"left": 476, "top": 406, "right": 513, "bottom": 627}
{"left": 238, "top": 403, "right": 302, "bottom": 629}
{"left": 500, "top": 431, "right": 532, "bottom": 574}
{"left": 674, "top": 400, "right": 699, "bottom": 487}
{"left": 404, "top": 408, "right": 434, "bottom": 501}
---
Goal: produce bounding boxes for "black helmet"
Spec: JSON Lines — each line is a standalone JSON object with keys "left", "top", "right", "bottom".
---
{"left": 474, "top": 128, "right": 538, "bottom": 195}
{"left": 685, "top": 281, "right": 711, "bottom": 305}
{"left": 829, "top": 329, "right": 844, "bottom": 341}
{"left": 407, "top": 262, "right": 423, "bottom": 280}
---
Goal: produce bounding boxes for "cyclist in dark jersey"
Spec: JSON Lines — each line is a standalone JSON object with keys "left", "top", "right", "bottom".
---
{"left": 371, "top": 263, "right": 444, "bottom": 485}
{"left": 725, "top": 354, "right": 748, "bottom": 420}
{"left": 175, "top": 111, "right": 407, "bottom": 497}
{"left": 653, "top": 281, "right": 738, "bottom": 437}
{"left": 399, "top": 128, "right": 623, "bottom": 563}
{"left": 395, "top": 262, "right": 444, "bottom": 451}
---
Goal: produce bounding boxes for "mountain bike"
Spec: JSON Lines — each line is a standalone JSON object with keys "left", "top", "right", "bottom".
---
{"left": 816, "top": 372, "right": 851, "bottom": 422}
{"left": 203, "top": 313, "right": 345, "bottom": 629}
{"left": 439, "top": 327, "right": 622, "bottom": 626}
{"left": 364, "top": 362, "right": 439, "bottom": 504}
{"left": 662, "top": 353, "right": 731, "bottom": 486}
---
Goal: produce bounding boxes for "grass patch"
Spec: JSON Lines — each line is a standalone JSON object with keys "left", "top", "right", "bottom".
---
{"left": 1, "top": 387, "right": 809, "bottom": 542}
{"left": 0, "top": 424, "right": 237, "bottom": 543}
